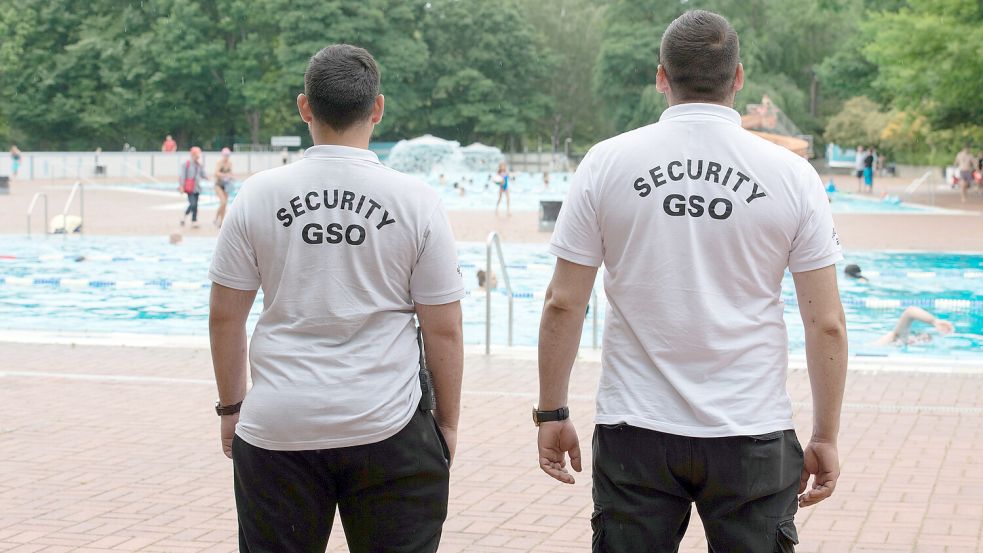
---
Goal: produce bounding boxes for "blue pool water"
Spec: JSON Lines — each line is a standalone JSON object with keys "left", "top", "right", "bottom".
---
{"left": 104, "top": 175, "right": 942, "bottom": 214}
{"left": 0, "top": 235, "right": 980, "bottom": 359}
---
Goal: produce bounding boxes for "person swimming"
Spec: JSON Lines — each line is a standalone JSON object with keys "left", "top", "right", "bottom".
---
{"left": 874, "top": 306, "right": 954, "bottom": 346}
{"left": 844, "top": 264, "right": 868, "bottom": 282}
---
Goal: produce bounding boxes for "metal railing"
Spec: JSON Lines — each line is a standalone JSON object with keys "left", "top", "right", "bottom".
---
{"left": 485, "top": 232, "right": 515, "bottom": 354}
{"left": 903, "top": 170, "right": 935, "bottom": 204}
{"left": 484, "top": 231, "right": 603, "bottom": 354}
{"left": 59, "top": 180, "right": 85, "bottom": 236}
{"left": 26, "top": 193, "right": 48, "bottom": 237}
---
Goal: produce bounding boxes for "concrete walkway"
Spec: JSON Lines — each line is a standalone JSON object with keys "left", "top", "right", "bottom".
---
{"left": 1, "top": 342, "right": 982, "bottom": 552}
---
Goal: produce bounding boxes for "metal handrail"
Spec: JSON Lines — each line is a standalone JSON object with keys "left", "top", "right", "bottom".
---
{"left": 26, "top": 193, "right": 48, "bottom": 237}
{"left": 60, "top": 180, "right": 84, "bottom": 236}
{"left": 903, "top": 171, "right": 934, "bottom": 204}
{"left": 485, "top": 232, "right": 515, "bottom": 354}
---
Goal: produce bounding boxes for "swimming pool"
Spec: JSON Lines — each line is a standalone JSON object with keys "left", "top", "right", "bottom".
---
{"left": 101, "top": 174, "right": 943, "bottom": 215}
{"left": 1, "top": 235, "right": 980, "bottom": 359}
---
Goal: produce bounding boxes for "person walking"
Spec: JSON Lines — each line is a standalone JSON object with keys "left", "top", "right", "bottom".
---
{"left": 863, "top": 147, "right": 876, "bottom": 193}
{"left": 955, "top": 143, "right": 976, "bottom": 203}
{"left": 535, "top": 10, "right": 847, "bottom": 552}
{"left": 854, "top": 146, "right": 865, "bottom": 192}
{"left": 178, "top": 146, "right": 205, "bottom": 228}
{"left": 213, "top": 147, "right": 234, "bottom": 227}
{"left": 208, "top": 44, "right": 465, "bottom": 553}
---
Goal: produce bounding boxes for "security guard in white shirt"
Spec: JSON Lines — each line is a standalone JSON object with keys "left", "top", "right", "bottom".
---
{"left": 209, "top": 44, "right": 465, "bottom": 553}
{"left": 535, "top": 10, "right": 847, "bottom": 552}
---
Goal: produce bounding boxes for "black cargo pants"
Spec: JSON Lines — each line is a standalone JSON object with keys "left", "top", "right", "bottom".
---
{"left": 592, "top": 424, "right": 802, "bottom": 553}
{"left": 232, "top": 408, "right": 451, "bottom": 553}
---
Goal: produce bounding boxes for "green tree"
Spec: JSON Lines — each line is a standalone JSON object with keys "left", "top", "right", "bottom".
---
{"left": 823, "top": 96, "right": 890, "bottom": 148}
{"left": 864, "top": 0, "right": 983, "bottom": 128}
{"left": 421, "top": 0, "right": 552, "bottom": 147}
{"left": 519, "top": 0, "right": 611, "bottom": 151}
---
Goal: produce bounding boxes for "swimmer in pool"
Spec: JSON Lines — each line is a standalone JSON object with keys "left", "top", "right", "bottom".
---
{"left": 844, "top": 264, "right": 868, "bottom": 283}
{"left": 874, "top": 306, "right": 954, "bottom": 346}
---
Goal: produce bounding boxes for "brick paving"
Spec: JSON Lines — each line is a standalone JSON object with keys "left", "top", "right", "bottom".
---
{"left": 1, "top": 342, "right": 982, "bottom": 552}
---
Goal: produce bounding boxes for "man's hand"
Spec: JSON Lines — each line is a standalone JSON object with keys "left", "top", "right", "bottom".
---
{"left": 798, "top": 439, "right": 839, "bottom": 507}
{"left": 221, "top": 413, "right": 239, "bottom": 459}
{"left": 438, "top": 424, "right": 457, "bottom": 466}
{"left": 537, "top": 419, "right": 582, "bottom": 484}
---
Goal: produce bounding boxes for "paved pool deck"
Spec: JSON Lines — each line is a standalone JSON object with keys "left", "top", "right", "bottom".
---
{"left": 1, "top": 340, "right": 982, "bottom": 553}
{"left": 1, "top": 170, "right": 983, "bottom": 551}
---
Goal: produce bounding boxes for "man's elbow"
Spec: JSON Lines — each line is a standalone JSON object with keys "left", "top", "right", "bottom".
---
{"left": 812, "top": 312, "right": 847, "bottom": 339}
{"left": 543, "top": 286, "right": 586, "bottom": 314}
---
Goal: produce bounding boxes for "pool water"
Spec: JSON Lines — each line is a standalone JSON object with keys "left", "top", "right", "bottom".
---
{"left": 105, "top": 174, "right": 941, "bottom": 214}
{"left": 1, "top": 236, "right": 980, "bottom": 359}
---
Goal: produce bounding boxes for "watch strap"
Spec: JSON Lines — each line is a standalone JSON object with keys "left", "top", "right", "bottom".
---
{"left": 532, "top": 406, "right": 570, "bottom": 426}
{"left": 215, "top": 401, "right": 242, "bottom": 416}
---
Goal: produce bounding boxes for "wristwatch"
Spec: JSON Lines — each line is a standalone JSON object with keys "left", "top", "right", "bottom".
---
{"left": 532, "top": 406, "right": 569, "bottom": 426}
{"left": 215, "top": 401, "right": 242, "bottom": 416}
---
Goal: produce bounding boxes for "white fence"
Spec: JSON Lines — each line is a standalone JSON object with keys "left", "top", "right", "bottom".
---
{"left": 1, "top": 151, "right": 301, "bottom": 181}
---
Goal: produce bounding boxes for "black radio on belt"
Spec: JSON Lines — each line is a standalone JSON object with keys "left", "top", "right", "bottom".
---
{"left": 417, "top": 326, "right": 437, "bottom": 412}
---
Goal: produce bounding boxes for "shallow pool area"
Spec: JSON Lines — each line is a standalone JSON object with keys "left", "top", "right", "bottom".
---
{"left": 1, "top": 235, "right": 980, "bottom": 360}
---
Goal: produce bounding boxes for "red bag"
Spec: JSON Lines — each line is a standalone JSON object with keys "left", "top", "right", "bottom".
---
{"left": 182, "top": 161, "right": 196, "bottom": 194}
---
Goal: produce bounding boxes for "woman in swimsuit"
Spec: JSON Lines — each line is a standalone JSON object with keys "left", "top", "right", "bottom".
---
{"left": 494, "top": 161, "right": 511, "bottom": 216}
{"left": 214, "top": 147, "right": 234, "bottom": 227}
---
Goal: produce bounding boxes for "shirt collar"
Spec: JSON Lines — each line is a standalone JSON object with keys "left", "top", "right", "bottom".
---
{"left": 659, "top": 103, "right": 742, "bottom": 126}
{"left": 303, "top": 144, "right": 380, "bottom": 163}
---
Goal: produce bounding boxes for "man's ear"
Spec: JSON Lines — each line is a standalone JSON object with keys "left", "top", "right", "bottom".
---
{"left": 655, "top": 65, "right": 670, "bottom": 94}
{"left": 297, "top": 93, "right": 314, "bottom": 124}
{"left": 370, "top": 94, "right": 385, "bottom": 125}
{"left": 732, "top": 63, "right": 745, "bottom": 94}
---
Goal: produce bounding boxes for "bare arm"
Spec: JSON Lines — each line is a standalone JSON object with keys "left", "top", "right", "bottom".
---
{"left": 792, "top": 264, "right": 847, "bottom": 506}
{"left": 415, "top": 300, "right": 464, "bottom": 463}
{"left": 209, "top": 283, "right": 257, "bottom": 458}
{"left": 537, "top": 258, "right": 598, "bottom": 484}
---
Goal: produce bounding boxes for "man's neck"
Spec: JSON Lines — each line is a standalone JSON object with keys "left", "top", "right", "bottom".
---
{"left": 310, "top": 123, "right": 373, "bottom": 150}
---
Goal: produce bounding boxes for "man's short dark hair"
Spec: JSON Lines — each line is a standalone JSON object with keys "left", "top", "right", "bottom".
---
{"left": 660, "top": 10, "right": 740, "bottom": 102}
{"left": 304, "top": 44, "right": 380, "bottom": 131}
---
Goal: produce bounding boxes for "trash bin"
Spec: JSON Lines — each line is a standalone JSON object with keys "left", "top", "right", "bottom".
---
{"left": 539, "top": 200, "right": 562, "bottom": 232}
{"left": 0, "top": 176, "right": 9, "bottom": 196}
{"left": 94, "top": 165, "right": 107, "bottom": 176}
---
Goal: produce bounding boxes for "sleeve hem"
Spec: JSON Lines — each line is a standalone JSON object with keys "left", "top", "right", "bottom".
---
{"left": 412, "top": 288, "right": 467, "bottom": 306}
{"left": 208, "top": 270, "right": 260, "bottom": 291}
{"left": 788, "top": 251, "right": 844, "bottom": 274}
{"left": 549, "top": 243, "right": 602, "bottom": 268}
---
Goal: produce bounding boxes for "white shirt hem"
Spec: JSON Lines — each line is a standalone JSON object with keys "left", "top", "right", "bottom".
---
{"left": 234, "top": 402, "right": 419, "bottom": 452}
{"left": 412, "top": 288, "right": 467, "bottom": 305}
{"left": 549, "top": 243, "right": 602, "bottom": 268}
{"left": 594, "top": 413, "right": 794, "bottom": 438}
{"left": 208, "top": 269, "right": 260, "bottom": 291}
{"left": 788, "top": 252, "right": 844, "bottom": 274}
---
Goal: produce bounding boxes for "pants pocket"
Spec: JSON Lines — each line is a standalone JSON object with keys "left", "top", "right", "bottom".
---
{"left": 775, "top": 519, "right": 798, "bottom": 553}
{"left": 430, "top": 414, "right": 451, "bottom": 465}
{"left": 590, "top": 509, "right": 605, "bottom": 553}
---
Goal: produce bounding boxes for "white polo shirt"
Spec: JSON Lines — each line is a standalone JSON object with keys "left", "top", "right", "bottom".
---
{"left": 209, "top": 145, "right": 465, "bottom": 451}
{"left": 551, "top": 103, "right": 842, "bottom": 438}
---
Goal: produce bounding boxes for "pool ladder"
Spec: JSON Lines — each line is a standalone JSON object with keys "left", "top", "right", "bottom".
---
{"left": 26, "top": 193, "right": 48, "bottom": 237}
{"left": 484, "top": 231, "right": 600, "bottom": 354}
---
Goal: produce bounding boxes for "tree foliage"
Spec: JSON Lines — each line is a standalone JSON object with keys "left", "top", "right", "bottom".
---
{"left": 1, "top": 0, "right": 981, "bottom": 164}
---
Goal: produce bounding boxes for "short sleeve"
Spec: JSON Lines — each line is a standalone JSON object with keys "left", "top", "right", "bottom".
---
{"left": 410, "top": 203, "right": 466, "bottom": 305}
{"left": 208, "top": 194, "right": 261, "bottom": 290}
{"left": 788, "top": 166, "right": 843, "bottom": 273}
{"left": 549, "top": 151, "right": 603, "bottom": 267}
